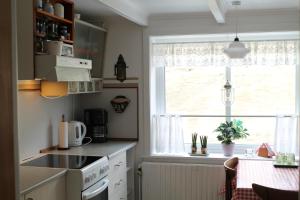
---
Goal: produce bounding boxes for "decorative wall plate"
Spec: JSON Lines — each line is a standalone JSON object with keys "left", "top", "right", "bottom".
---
{"left": 110, "top": 95, "right": 131, "bottom": 113}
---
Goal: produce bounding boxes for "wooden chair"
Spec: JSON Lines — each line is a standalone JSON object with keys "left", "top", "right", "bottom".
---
{"left": 224, "top": 157, "right": 239, "bottom": 200}
{"left": 252, "top": 183, "right": 298, "bottom": 200}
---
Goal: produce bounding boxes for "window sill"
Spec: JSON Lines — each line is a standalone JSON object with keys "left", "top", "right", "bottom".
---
{"left": 142, "top": 153, "right": 274, "bottom": 165}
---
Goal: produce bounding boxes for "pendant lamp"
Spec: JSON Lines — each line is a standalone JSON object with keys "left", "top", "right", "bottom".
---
{"left": 224, "top": 1, "right": 250, "bottom": 59}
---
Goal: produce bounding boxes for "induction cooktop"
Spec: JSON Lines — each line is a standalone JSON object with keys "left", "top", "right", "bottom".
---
{"left": 22, "top": 154, "right": 103, "bottom": 169}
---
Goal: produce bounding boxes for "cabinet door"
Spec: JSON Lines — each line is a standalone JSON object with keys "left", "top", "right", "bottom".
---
{"left": 24, "top": 176, "right": 66, "bottom": 200}
{"left": 87, "top": 27, "right": 106, "bottom": 78}
{"left": 74, "top": 21, "right": 106, "bottom": 78}
{"left": 109, "top": 152, "right": 127, "bottom": 200}
{"left": 17, "top": 0, "right": 34, "bottom": 80}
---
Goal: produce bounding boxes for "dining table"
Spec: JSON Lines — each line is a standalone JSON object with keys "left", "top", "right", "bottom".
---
{"left": 232, "top": 159, "right": 299, "bottom": 200}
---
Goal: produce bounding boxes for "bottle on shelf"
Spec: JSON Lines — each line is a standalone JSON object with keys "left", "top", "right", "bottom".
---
{"left": 36, "top": 0, "right": 43, "bottom": 10}
{"left": 54, "top": 3, "right": 64, "bottom": 18}
{"left": 44, "top": 0, "right": 54, "bottom": 15}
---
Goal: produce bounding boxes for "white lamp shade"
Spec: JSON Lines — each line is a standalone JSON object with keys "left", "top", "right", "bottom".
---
{"left": 224, "top": 39, "right": 250, "bottom": 59}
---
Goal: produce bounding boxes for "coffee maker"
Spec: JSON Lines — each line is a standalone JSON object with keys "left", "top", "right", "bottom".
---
{"left": 84, "top": 109, "right": 108, "bottom": 143}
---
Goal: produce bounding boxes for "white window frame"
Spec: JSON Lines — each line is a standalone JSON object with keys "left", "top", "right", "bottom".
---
{"left": 150, "top": 32, "right": 300, "bottom": 154}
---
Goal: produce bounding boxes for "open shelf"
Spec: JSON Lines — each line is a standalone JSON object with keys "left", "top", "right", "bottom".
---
{"left": 35, "top": 32, "right": 73, "bottom": 44}
{"left": 58, "top": 0, "right": 74, "bottom": 5}
{"left": 62, "top": 39, "right": 74, "bottom": 44}
{"left": 36, "top": 9, "right": 72, "bottom": 24}
{"left": 33, "top": 0, "right": 74, "bottom": 55}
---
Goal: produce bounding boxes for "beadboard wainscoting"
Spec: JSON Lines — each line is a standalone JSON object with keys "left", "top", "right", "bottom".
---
{"left": 142, "top": 162, "right": 225, "bottom": 200}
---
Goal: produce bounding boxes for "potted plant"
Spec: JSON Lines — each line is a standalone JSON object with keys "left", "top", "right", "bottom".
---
{"left": 191, "top": 133, "right": 198, "bottom": 153}
{"left": 199, "top": 135, "right": 208, "bottom": 154}
{"left": 215, "top": 119, "right": 249, "bottom": 156}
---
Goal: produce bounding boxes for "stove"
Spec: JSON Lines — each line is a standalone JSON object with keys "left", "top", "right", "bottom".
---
{"left": 22, "top": 154, "right": 103, "bottom": 169}
{"left": 22, "top": 154, "right": 109, "bottom": 200}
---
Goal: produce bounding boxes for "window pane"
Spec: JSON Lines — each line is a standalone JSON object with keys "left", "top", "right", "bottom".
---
{"left": 182, "top": 117, "right": 275, "bottom": 145}
{"left": 165, "top": 66, "right": 225, "bottom": 114}
{"left": 231, "top": 117, "right": 275, "bottom": 145}
{"left": 182, "top": 117, "right": 223, "bottom": 144}
{"left": 231, "top": 65, "right": 296, "bottom": 115}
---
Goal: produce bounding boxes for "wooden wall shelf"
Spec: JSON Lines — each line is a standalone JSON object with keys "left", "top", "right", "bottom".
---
{"left": 62, "top": 39, "right": 74, "bottom": 44}
{"left": 36, "top": 9, "right": 72, "bottom": 24}
{"left": 33, "top": 0, "right": 75, "bottom": 57}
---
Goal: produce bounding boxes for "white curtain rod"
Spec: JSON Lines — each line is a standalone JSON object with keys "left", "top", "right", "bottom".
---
{"left": 158, "top": 114, "right": 297, "bottom": 118}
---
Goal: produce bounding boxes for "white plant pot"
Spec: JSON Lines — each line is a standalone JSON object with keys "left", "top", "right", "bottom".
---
{"left": 222, "top": 143, "right": 235, "bottom": 156}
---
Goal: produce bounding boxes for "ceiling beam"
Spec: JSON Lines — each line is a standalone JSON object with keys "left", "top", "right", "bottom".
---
{"left": 98, "top": 0, "right": 148, "bottom": 26}
{"left": 208, "top": 0, "right": 227, "bottom": 23}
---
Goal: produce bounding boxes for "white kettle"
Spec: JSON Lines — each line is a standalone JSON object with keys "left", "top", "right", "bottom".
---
{"left": 68, "top": 121, "right": 87, "bottom": 146}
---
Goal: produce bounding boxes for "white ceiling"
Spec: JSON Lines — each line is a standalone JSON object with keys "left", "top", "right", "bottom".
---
{"left": 130, "top": 0, "right": 210, "bottom": 15}
{"left": 75, "top": 0, "right": 299, "bottom": 25}
{"left": 135, "top": 0, "right": 298, "bottom": 14}
{"left": 225, "top": 0, "right": 299, "bottom": 10}
{"left": 75, "top": 0, "right": 115, "bottom": 17}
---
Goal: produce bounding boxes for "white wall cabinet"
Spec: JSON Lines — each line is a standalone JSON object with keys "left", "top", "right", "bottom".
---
{"left": 74, "top": 19, "right": 106, "bottom": 78}
{"left": 23, "top": 176, "right": 66, "bottom": 200}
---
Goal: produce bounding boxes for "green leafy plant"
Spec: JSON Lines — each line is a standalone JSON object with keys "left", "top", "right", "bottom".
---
{"left": 192, "top": 133, "right": 198, "bottom": 147}
{"left": 200, "top": 136, "right": 208, "bottom": 148}
{"left": 215, "top": 119, "right": 249, "bottom": 145}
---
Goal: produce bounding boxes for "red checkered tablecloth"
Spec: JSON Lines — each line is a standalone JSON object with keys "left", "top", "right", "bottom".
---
{"left": 232, "top": 160, "right": 299, "bottom": 200}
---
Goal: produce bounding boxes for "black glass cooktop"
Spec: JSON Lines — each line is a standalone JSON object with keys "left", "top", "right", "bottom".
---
{"left": 22, "top": 154, "right": 103, "bottom": 169}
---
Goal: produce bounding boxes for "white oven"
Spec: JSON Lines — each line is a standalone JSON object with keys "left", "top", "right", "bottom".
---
{"left": 67, "top": 156, "right": 109, "bottom": 200}
{"left": 82, "top": 178, "right": 109, "bottom": 200}
{"left": 21, "top": 154, "right": 110, "bottom": 200}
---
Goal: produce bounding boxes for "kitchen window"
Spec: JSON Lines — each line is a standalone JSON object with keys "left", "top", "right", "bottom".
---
{"left": 150, "top": 33, "right": 299, "bottom": 154}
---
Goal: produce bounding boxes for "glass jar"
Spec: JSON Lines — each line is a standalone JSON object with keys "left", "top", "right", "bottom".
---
{"left": 36, "top": 0, "right": 43, "bottom": 10}
{"left": 44, "top": 0, "right": 54, "bottom": 15}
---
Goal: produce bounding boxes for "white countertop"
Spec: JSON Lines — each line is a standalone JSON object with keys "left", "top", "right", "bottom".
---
{"left": 20, "top": 166, "right": 67, "bottom": 195}
{"left": 20, "top": 141, "right": 137, "bottom": 194}
{"left": 47, "top": 141, "right": 137, "bottom": 159}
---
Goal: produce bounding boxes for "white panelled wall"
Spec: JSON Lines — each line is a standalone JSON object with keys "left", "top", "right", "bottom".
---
{"left": 18, "top": 91, "right": 74, "bottom": 161}
{"left": 102, "top": 17, "right": 143, "bottom": 79}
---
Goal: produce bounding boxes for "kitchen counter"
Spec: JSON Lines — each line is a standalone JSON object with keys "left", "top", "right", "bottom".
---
{"left": 20, "top": 166, "right": 67, "bottom": 195}
{"left": 20, "top": 141, "right": 136, "bottom": 194}
{"left": 47, "top": 141, "right": 137, "bottom": 159}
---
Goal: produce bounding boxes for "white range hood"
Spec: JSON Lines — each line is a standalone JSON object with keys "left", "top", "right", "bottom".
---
{"left": 35, "top": 55, "right": 92, "bottom": 82}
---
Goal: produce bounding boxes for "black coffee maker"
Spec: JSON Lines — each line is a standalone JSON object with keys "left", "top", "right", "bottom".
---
{"left": 84, "top": 109, "right": 108, "bottom": 143}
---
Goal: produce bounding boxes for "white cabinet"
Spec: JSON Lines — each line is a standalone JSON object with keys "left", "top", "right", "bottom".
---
{"left": 23, "top": 176, "right": 66, "bottom": 200}
{"left": 126, "top": 148, "right": 136, "bottom": 200}
{"left": 108, "top": 152, "right": 127, "bottom": 200}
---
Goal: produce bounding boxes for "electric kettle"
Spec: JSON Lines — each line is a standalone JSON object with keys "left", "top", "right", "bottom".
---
{"left": 68, "top": 121, "right": 87, "bottom": 146}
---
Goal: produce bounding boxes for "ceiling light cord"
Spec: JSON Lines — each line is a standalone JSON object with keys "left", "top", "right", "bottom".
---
{"left": 235, "top": 4, "right": 238, "bottom": 39}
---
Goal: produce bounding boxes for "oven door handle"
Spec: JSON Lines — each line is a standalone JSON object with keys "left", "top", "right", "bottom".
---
{"left": 82, "top": 179, "right": 109, "bottom": 200}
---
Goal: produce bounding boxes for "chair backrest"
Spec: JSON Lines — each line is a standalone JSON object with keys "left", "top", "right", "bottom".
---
{"left": 224, "top": 157, "right": 239, "bottom": 200}
{"left": 252, "top": 183, "right": 298, "bottom": 200}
